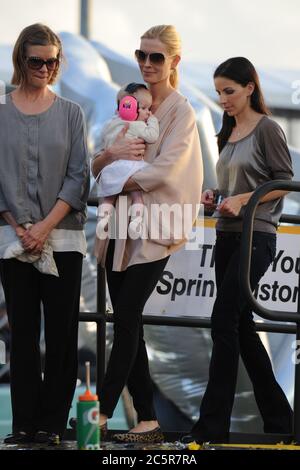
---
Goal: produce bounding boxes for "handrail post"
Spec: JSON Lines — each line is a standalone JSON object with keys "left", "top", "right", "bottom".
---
{"left": 294, "top": 274, "right": 300, "bottom": 442}
{"left": 239, "top": 179, "right": 300, "bottom": 443}
{"left": 240, "top": 180, "right": 300, "bottom": 322}
{"left": 96, "top": 264, "right": 106, "bottom": 397}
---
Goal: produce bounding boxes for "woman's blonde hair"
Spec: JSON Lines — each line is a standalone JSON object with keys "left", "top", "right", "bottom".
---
{"left": 141, "top": 25, "right": 181, "bottom": 89}
{"left": 12, "top": 23, "right": 62, "bottom": 87}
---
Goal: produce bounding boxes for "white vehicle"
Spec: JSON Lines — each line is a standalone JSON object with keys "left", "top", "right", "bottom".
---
{"left": 1, "top": 32, "right": 300, "bottom": 435}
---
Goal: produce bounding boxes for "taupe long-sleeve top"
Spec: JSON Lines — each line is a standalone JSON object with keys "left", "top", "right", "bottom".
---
{"left": 215, "top": 116, "right": 294, "bottom": 233}
{"left": 0, "top": 94, "right": 90, "bottom": 230}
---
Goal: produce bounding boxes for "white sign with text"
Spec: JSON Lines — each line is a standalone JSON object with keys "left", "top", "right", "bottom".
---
{"left": 144, "top": 221, "right": 300, "bottom": 319}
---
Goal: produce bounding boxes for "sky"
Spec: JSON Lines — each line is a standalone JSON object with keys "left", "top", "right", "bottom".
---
{"left": 0, "top": 0, "right": 299, "bottom": 70}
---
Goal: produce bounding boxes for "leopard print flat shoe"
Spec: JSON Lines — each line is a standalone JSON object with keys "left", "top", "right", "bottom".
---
{"left": 112, "top": 427, "right": 164, "bottom": 443}
{"left": 100, "top": 422, "right": 108, "bottom": 441}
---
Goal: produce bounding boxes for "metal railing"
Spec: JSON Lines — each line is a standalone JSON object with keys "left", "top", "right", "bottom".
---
{"left": 239, "top": 179, "right": 300, "bottom": 443}
{"left": 80, "top": 189, "right": 300, "bottom": 441}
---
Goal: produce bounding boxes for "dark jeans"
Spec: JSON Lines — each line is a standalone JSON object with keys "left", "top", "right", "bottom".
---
{"left": 100, "top": 240, "right": 169, "bottom": 422}
{"left": 192, "top": 231, "right": 293, "bottom": 441}
{"left": 0, "top": 252, "right": 83, "bottom": 436}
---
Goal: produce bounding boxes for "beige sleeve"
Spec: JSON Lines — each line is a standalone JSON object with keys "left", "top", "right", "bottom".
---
{"left": 132, "top": 106, "right": 201, "bottom": 192}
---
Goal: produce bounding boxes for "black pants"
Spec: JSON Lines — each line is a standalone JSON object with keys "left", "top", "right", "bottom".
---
{"left": 0, "top": 252, "right": 83, "bottom": 436}
{"left": 192, "top": 231, "right": 293, "bottom": 441}
{"left": 100, "top": 240, "right": 169, "bottom": 422}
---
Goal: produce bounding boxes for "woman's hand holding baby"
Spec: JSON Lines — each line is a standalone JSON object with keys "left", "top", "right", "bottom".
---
{"left": 110, "top": 125, "right": 146, "bottom": 161}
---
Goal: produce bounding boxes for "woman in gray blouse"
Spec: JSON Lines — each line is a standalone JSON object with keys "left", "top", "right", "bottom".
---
{"left": 0, "top": 24, "right": 89, "bottom": 445}
{"left": 184, "top": 57, "right": 293, "bottom": 443}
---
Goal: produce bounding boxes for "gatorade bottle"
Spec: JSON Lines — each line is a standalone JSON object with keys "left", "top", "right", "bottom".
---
{"left": 77, "top": 362, "right": 100, "bottom": 450}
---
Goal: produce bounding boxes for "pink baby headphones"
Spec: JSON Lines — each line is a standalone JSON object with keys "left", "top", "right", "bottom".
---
{"left": 118, "top": 95, "right": 138, "bottom": 121}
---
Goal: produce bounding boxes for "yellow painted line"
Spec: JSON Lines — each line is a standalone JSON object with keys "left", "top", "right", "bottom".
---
{"left": 194, "top": 218, "right": 300, "bottom": 234}
{"left": 277, "top": 225, "right": 300, "bottom": 234}
{"left": 187, "top": 440, "right": 300, "bottom": 450}
{"left": 207, "top": 443, "right": 300, "bottom": 450}
{"left": 195, "top": 218, "right": 216, "bottom": 228}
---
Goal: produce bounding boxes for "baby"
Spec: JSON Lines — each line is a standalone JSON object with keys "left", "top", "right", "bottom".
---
{"left": 95, "top": 83, "right": 159, "bottom": 238}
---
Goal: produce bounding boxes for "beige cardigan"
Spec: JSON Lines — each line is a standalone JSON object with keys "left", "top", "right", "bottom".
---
{"left": 95, "top": 90, "right": 203, "bottom": 271}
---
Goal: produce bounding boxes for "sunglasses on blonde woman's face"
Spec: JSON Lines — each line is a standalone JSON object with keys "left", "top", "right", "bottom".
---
{"left": 135, "top": 49, "right": 172, "bottom": 65}
{"left": 26, "top": 56, "right": 60, "bottom": 71}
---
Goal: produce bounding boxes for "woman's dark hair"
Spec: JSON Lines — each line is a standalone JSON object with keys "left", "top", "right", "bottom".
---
{"left": 12, "top": 23, "right": 62, "bottom": 87}
{"left": 214, "top": 57, "right": 270, "bottom": 152}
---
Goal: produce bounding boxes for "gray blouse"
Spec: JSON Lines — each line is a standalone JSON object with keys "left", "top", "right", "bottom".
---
{"left": 215, "top": 116, "right": 294, "bottom": 233}
{"left": 0, "top": 94, "right": 90, "bottom": 230}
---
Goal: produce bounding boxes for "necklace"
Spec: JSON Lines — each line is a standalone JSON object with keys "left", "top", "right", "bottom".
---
{"left": 234, "top": 123, "right": 249, "bottom": 137}
{"left": 233, "top": 118, "right": 261, "bottom": 138}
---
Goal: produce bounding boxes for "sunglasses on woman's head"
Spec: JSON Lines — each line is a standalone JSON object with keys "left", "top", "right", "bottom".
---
{"left": 135, "top": 49, "right": 168, "bottom": 65}
{"left": 26, "top": 56, "right": 59, "bottom": 71}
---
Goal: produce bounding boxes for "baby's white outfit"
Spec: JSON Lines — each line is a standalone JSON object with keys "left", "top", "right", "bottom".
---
{"left": 96, "top": 115, "right": 159, "bottom": 196}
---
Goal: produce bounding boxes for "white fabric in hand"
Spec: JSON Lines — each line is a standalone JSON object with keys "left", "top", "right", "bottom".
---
{"left": 3, "top": 224, "right": 59, "bottom": 277}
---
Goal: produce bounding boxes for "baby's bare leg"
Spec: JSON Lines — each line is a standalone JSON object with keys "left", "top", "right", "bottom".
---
{"left": 131, "top": 190, "right": 144, "bottom": 206}
{"left": 102, "top": 195, "right": 117, "bottom": 207}
{"left": 128, "top": 191, "right": 145, "bottom": 239}
{"left": 96, "top": 195, "right": 117, "bottom": 239}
